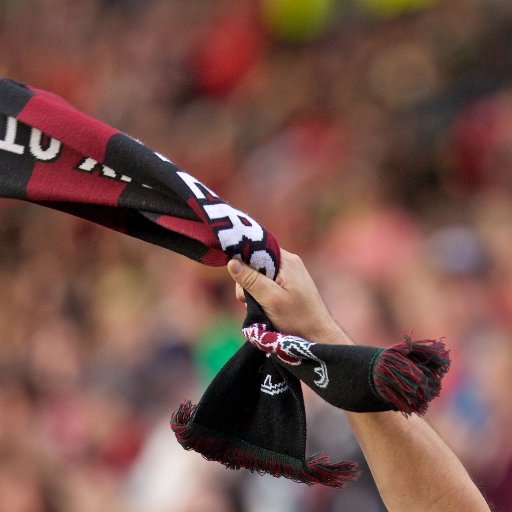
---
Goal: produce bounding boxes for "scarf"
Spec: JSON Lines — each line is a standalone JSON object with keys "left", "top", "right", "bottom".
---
{"left": 0, "top": 78, "right": 450, "bottom": 487}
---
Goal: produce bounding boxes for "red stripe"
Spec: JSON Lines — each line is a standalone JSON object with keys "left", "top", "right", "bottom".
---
{"left": 201, "top": 247, "right": 229, "bottom": 267}
{"left": 155, "top": 214, "right": 220, "bottom": 249}
{"left": 18, "top": 91, "right": 118, "bottom": 163}
{"left": 26, "top": 145, "right": 126, "bottom": 206}
{"left": 26, "top": 86, "right": 75, "bottom": 107}
{"left": 186, "top": 196, "right": 211, "bottom": 225}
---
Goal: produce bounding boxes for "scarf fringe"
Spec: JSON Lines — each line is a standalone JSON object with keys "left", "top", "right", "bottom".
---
{"left": 371, "top": 336, "right": 451, "bottom": 415}
{"left": 170, "top": 400, "right": 360, "bottom": 488}
{"left": 304, "top": 453, "right": 361, "bottom": 487}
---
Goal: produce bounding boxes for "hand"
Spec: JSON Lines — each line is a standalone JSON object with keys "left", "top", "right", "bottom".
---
{"left": 227, "top": 249, "right": 353, "bottom": 345}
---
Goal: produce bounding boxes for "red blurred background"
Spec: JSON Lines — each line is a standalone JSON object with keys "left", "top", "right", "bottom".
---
{"left": 1, "top": 0, "right": 512, "bottom": 510}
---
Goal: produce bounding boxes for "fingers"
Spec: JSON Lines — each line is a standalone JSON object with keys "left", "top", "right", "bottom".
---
{"left": 235, "top": 283, "right": 245, "bottom": 303}
{"left": 275, "top": 250, "right": 302, "bottom": 284}
{"left": 227, "top": 258, "right": 278, "bottom": 304}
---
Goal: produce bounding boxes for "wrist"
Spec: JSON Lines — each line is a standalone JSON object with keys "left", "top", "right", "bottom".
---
{"left": 306, "top": 318, "right": 355, "bottom": 346}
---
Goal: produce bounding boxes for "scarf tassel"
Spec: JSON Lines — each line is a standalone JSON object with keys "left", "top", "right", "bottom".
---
{"left": 371, "top": 336, "right": 450, "bottom": 415}
{"left": 170, "top": 400, "right": 360, "bottom": 488}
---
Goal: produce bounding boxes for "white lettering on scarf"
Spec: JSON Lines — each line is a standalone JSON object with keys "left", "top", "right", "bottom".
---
{"left": 203, "top": 203, "right": 264, "bottom": 248}
{"left": 0, "top": 117, "right": 29, "bottom": 155}
{"left": 177, "top": 170, "right": 276, "bottom": 277}
{"left": 29, "top": 128, "right": 61, "bottom": 161}
{"left": 176, "top": 170, "right": 218, "bottom": 200}
{"left": 0, "top": 116, "right": 62, "bottom": 163}
{"left": 77, "top": 157, "right": 132, "bottom": 182}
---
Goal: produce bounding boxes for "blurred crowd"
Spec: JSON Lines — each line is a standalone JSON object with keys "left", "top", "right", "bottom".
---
{"left": 1, "top": 0, "right": 512, "bottom": 510}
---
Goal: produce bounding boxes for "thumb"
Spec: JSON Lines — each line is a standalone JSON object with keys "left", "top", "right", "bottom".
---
{"left": 227, "top": 258, "right": 276, "bottom": 302}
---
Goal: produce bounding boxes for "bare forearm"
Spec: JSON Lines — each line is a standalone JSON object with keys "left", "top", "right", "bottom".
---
{"left": 346, "top": 411, "right": 490, "bottom": 512}
{"left": 227, "top": 252, "right": 490, "bottom": 511}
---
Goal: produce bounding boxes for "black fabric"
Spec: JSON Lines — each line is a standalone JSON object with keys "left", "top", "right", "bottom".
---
{"left": 274, "top": 344, "right": 389, "bottom": 412}
{"left": 191, "top": 342, "right": 306, "bottom": 457}
{"left": 36, "top": 201, "right": 210, "bottom": 264}
{"left": 0, "top": 120, "right": 35, "bottom": 197}
{"left": 175, "top": 293, "right": 361, "bottom": 486}
{"left": 0, "top": 79, "right": 33, "bottom": 116}
{"left": 241, "top": 294, "right": 390, "bottom": 412}
{"left": 243, "top": 295, "right": 391, "bottom": 412}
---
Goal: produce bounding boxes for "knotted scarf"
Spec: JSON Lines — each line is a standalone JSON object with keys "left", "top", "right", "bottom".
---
{"left": 0, "top": 78, "right": 450, "bottom": 487}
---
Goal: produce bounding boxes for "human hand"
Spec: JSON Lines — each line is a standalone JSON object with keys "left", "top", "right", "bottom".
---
{"left": 227, "top": 250, "right": 354, "bottom": 345}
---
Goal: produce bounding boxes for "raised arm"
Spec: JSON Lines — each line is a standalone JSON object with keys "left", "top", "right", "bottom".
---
{"left": 227, "top": 250, "right": 490, "bottom": 512}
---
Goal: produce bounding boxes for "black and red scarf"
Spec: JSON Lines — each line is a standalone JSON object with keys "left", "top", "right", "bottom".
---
{"left": 0, "top": 78, "right": 450, "bottom": 487}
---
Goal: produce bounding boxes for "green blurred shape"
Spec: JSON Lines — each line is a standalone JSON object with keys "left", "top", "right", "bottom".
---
{"left": 195, "top": 315, "right": 244, "bottom": 387}
{"left": 261, "top": 0, "right": 337, "bottom": 42}
{"left": 357, "top": 0, "right": 437, "bottom": 18}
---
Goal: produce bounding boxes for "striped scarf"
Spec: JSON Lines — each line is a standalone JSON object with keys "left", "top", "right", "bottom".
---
{"left": 0, "top": 78, "right": 450, "bottom": 487}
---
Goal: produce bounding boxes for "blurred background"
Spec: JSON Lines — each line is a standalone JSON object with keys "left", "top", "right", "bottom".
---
{"left": 1, "top": 0, "right": 512, "bottom": 510}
